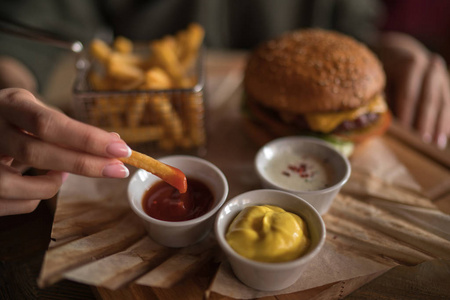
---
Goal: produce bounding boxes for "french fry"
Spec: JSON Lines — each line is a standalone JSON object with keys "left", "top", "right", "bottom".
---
{"left": 113, "top": 36, "right": 133, "bottom": 54}
{"left": 143, "top": 67, "right": 173, "bottom": 89}
{"left": 88, "top": 71, "right": 110, "bottom": 91}
{"left": 179, "top": 137, "right": 193, "bottom": 149}
{"left": 89, "top": 39, "right": 112, "bottom": 64}
{"left": 127, "top": 68, "right": 172, "bottom": 128}
{"left": 119, "top": 150, "right": 187, "bottom": 193}
{"left": 151, "top": 96, "right": 183, "bottom": 145}
{"left": 126, "top": 95, "right": 148, "bottom": 127}
{"left": 142, "top": 68, "right": 183, "bottom": 146}
{"left": 96, "top": 98, "right": 123, "bottom": 128}
{"left": 177, "top": 23, "right": 205, "bottom": 71}
{"left": 112, "top": 78, "right": 144, "bottom": 91}
{"left": 158, "top": 138, "right": 176, "bottom": 152}
{"left": 89, "top": 106, "right": 102, "bottom": 126}
{"left": 183, "top": 94, "right": 206, "bottom": 146}
{"left": 107, "top": 53, "right": 145, "bottom": 85}
{"left": 86, "top": 24, "right": 206, "bottom": 152}
{"left": 88, "top": 24, "right": 204, "bottom": 91}
{"left": 150, "top": 39, "right": 191, "bottom": 87}
{"left": 114, "top": 53, "right": 145, "bottom": 68}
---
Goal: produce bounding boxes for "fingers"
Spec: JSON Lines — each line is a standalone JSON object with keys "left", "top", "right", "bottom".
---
{"left": 0, "top": 199, "right": 41, "bottom": 216}
{"left": 435, "top": 73, "right": 450, "bottom": 149}
{"left": 0, "top": 56, "right": 38, "bottom": 92}
{"left": 0, "top": 88, "right": 134, "bottom": 215}
{"left": 415, "top": 55, "right": 444, "bottom": 143}
{"left": 0, "top": 124, "right": 129, "bottom": 177}
{"left": 415, "top": 55, "right": 450, "bottom": 149}
{"left": 0, "top": 168, "right": 64, "bottom": 216}
{"left": 382, "top": 43, "right": 449, "bottom": 149}
{"left": 0, "top": 88, "right": 131, "bottom": 158}
{"left": 394, "top": 54, "right": 428, "bottom": 128}
{"left": 0, "top": 88, "right": 132, "bottom": 178}
{"left": 0, "top": 166, "right": 62, "bottom": 200}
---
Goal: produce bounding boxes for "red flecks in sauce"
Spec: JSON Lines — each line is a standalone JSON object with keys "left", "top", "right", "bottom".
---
{"left": 282, "top": 171, "right": 291, "bottom": 177}
{"left": 285, "top": 162, "right": 315, "bottom": 179}
{"left": 142, "top": 178, "right": 214, "bottom": 222}
{"left": 266, "top": 153, "right": 332, "bottom": 191}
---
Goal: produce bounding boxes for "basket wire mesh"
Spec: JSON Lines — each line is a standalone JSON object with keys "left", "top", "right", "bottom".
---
{"left": 72, "top": 50, "right": 207, "bottom": 156}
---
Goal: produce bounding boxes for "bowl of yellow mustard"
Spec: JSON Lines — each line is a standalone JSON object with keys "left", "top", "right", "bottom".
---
{"left": 214, "top": 189, "right": 326, "bottom": 291}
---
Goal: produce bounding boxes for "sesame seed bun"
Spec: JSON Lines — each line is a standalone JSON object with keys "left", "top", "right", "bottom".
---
{"left": 244, "top": 29, "right": 386, "bottom": 113}
{"left": 242, "top": 28, "right": 392, "bottom": 151}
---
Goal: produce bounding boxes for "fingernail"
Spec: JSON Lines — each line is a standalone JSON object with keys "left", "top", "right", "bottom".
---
{"left": 106, "top": 142, "right": 131, "bottom": 158}
{"left": 47, "top": 170, "right": 69, "bottom": 183}
{"left": 110, "top": 132, "right": 121, "bottom": 139}
{"left": 62, "top": 172, "right": 69, "bottom": 183}
{"left": 437, "top": 133, "right": 447, "bottom": 150}
{"left": 422, "top": 133, "right": 432, "bottom": 144}
{"left": 102, "top": 163, "right": 129, "bottom": 178}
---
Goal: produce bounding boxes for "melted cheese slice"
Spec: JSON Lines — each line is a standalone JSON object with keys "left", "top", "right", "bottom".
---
{"left": 305, "top": 95, "right": 387, "bottom": 133}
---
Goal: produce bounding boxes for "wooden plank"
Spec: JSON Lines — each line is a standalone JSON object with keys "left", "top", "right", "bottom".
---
{"left": 346, "top": 259, "right": 450, "bottom": 300}
{"left": 435, "top": 192, "right": 450, "bottom": 214}
{"left": 387, "top": 120, "right": 450, "bottom": 168}
{"left": 383, "top": 134, "right": 450, "bottom": 200}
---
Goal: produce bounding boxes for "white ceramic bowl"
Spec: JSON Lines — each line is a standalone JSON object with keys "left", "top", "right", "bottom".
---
{"left": 215, "top": 189, "right": 326, "bottom": 291}
{"left": 255, "top": 136, "right": 351, "bottom": 215}
{"left": 127, "top": 155, "right": 228, "bottom": 248}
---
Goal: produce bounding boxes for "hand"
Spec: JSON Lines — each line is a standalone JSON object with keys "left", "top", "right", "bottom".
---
{"left": 0, "top": 56, "right": 37, "bottom": 92}
{"left": 0, "top": 88, "right": 131, "bottom": 216}
{"left": 376, "top": 32, "right": 450, "bottom": 149}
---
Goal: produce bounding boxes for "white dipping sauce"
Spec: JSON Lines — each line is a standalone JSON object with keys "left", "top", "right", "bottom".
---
{"left": 264, "top": 151, "right": 333, "bottom": 191}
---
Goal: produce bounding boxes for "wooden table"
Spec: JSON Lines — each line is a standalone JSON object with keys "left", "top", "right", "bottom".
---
{"left": 1, "top": 51, "right": 450, "bottom": 300}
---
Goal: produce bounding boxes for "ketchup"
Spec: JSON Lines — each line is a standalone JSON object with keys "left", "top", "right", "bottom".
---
{"left": 142, "top": 178, "right": 214, "bottom": 221}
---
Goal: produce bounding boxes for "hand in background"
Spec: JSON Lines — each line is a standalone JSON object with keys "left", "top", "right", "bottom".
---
{"left": 0, "top": 56, "right": 37, "bottom": 92}
{"left": 0, "top": 88, "right": 131, "bottom": 216}
{"left": 377, "top": 32, "right": 450, "bottom": 149}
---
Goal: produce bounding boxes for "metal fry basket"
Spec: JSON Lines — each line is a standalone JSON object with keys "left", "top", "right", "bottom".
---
{"left": 72, "top": 49, "right": 207, "bottom": 156}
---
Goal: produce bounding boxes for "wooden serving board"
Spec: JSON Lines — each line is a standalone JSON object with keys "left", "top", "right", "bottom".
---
{"left": 37, "top": 129, "right": 450, "bottom": 300}
{"left": 38, "top": 51, "right": 450, "bottom": 299}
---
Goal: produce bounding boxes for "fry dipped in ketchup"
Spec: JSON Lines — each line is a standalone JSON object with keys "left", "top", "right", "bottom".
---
{"left": 119, "top": 150, "right": 187, "bottom": 193}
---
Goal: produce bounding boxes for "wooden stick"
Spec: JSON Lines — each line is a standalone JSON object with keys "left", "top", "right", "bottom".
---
{"left": 388, "top": 120, "right": 450, "bottom": 168}
{"left": 64, "top": 237, "right": 175, "bottom": 290}
{"left": 136, "top": 237, "right": 218, "bottom": 288}
{"left": 37, "top": 213, "right": 146, "bottom": 288}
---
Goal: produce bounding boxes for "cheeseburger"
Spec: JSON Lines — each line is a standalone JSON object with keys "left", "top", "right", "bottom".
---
{"left": 243, "top": 29, "right": 391, "bottom": 152}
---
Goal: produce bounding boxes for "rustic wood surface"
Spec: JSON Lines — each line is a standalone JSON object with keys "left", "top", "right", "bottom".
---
{"left": 1, "top": 194, "right": 449, "bottom": 300}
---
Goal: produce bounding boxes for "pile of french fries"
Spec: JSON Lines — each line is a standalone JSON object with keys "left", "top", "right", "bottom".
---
{"left": 85, "top": 23, "right": 205, "bottom": 151}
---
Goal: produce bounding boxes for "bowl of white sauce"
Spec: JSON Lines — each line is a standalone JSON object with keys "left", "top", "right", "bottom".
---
{"left": 255, "top": 136, "right": 351, "bottom": 215}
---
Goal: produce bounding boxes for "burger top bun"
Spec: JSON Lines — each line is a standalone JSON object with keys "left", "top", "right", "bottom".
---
{"left": 244, "top": 29, "right": 386, "bottom": 114}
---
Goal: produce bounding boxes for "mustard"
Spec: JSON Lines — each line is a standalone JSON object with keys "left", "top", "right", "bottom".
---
{"left": 225, "top": 205, "right": 310, "bottom": 263}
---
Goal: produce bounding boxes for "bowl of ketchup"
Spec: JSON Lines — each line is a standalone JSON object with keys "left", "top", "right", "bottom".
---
{"left": 127, "top": 155, "right": 229, "bottom": 248}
